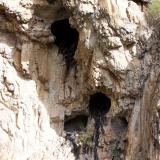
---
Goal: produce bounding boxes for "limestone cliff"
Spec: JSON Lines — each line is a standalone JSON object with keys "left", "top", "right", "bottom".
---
{"left": 0, "top": 0, "right": 159, "bottom": 160}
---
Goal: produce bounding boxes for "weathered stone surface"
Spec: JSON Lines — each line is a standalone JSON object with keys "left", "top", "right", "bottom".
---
{"left": 0, "top": 0, "right": 159, "bottom": 160}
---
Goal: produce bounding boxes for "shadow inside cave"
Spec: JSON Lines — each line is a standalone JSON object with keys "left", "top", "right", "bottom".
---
{"left": 51, "top": 19, "right": 79, "bottom": 74}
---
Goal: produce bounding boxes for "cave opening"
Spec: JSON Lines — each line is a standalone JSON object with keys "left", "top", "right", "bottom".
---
{"left": 64, "top": 115, "right": 88, "bottom": 133}
{"left": 88, "top": 92, "right": 111, "bottom": 160}
{"left": 64, "top": 93, "right": 111, "bottom": 159}
{"left": 64, "top": 115, "right": 89, "bottom": 159}
{"left": 51, "top": 19, "right": 79, "bottom": 73}
{"left": 89, "top": 92, "right": 111, "bottom": 117}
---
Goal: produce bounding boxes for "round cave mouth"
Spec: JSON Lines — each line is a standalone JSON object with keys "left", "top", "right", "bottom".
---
{"left": 51, "top": 19, "right": 79, "bottom": 71}
{"left": 64, "top": 115, "right": 88, "bottom": 133}
{"left": 88, "top": 92, "right": 111, "bottom": 117}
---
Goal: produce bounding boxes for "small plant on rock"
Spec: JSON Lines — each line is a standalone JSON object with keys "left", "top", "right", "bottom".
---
{"left": 76, "top": 127, "right": 94, "bottom": 152}
{"left": 108, "top": 139, "right": 125, "bottom": 159}
{"left": 77, "top": 132, "right": 93, "bottom": 148}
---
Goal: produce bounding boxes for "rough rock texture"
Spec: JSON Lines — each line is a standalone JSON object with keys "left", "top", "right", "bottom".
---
{"left": 0, "top": 0, "right": 159, "bottom": 160}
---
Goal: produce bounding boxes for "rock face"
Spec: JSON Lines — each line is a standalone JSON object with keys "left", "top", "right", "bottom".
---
{"left": 0, "top": 0, "right": 159, "bottom": 160}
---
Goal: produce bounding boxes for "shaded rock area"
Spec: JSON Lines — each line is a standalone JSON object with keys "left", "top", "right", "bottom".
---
{"left": 64, "top": 115, "right": 88, "bottom": 133}
{"left": 0, "top": 0, "right": 159, "bottom": 160}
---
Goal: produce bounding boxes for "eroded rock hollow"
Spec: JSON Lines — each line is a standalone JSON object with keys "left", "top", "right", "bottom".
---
{"left": 0, "top": 0, "right": 159, "bottom": 160}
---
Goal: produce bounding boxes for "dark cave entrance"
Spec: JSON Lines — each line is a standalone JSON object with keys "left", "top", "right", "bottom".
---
{"left": 89, "top": 92, "right": 111, "bottom": 117}
{"left": 88, "top": 92, "right": 111, "bottom": 160}
{"left": 51, "top": 19, "right": 79, "bottom": 73}
{"left": 64, "top": 115, "right": 88, "bottom": 133}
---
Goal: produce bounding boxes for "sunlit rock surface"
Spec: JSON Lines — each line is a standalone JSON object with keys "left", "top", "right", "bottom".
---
{"left": 0, "top": 0, "right": 159, "bottom": 160}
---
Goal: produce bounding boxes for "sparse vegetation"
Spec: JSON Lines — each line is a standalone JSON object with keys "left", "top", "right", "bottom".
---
{"left": 149, "top": 0, "right": 160, "bottom": 15}
{"left": 112, "top": 148, "right": 123, "bottom": 158}
{"left": 108, "top": 139, "right": 125, "bottom": 159}
{"left": 76, "top": 126, "right": 94, "bottom": 151}
{"left": 76, "top": 131, "right": 93, "bottom": 149}
{"left": 146, "top": 0, "right": 160, "bottom": 29}
{"left": 148, "top": 0, "right": 160, "bottom": 26}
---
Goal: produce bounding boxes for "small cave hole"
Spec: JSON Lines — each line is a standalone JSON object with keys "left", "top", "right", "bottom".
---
{"left": 51, "top": 19, "right": 79, "bottom": 72}
{"left": 64, "top": 115, "right": 88, "bottom": 133}
{"left": 111, "top": 117, "right": 128, "bottom": 135}
{"left": 89, "top": 92, "right": 111, "bottom": 117}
